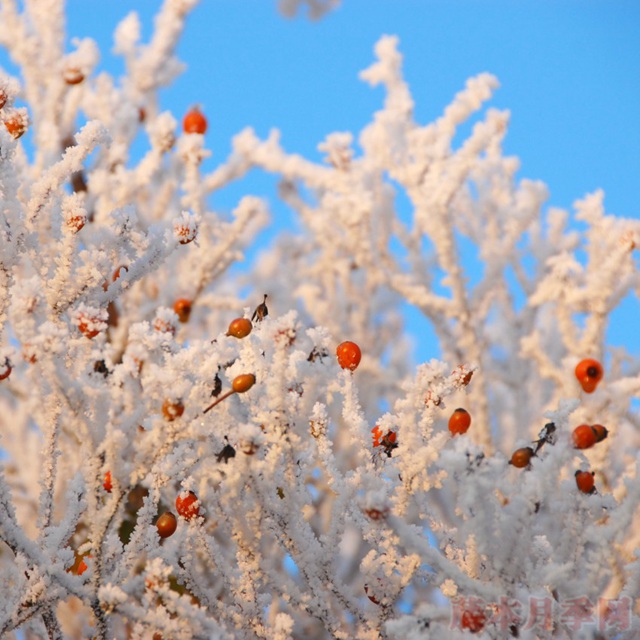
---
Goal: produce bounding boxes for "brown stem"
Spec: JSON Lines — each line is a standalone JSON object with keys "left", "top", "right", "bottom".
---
{"left": 203, "top": 389, "right": 236, "bottom": 414}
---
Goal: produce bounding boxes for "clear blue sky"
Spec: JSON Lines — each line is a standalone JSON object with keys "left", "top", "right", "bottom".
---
{"left": 58, "top": 0, "right": 640, "bottom": 218}
{"left": 3, "top": 0, "right": 640, "bottom": 358}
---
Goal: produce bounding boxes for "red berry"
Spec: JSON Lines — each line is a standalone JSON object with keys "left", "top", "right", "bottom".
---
{"left": 575, "top": 358, "right": 603, "bottom": 393}
{"left": 176, "top": 490, "right": 200, "bottom": 520}
{"left": 226, "top": 317, "right": 252, "bottom": 339}
{"left": 380, "top": 430, "right": 398, "bottom": 457}
{"left": 509, "top": 447, "right": 534, "bottom": 468}
{"left": 575, "top": 470, "right": 596, "bottom": 494}
{"left": 448, "top": 408, "right": 471, "bottom": 435}
{"left": 103, "top": 265, "right": 128, "bottom": 291}
{"left": 232, "top": 373, "right": 256, "bottom": 393}
{"left": 103, "top": 471, "right": 112, "bottom": 493}
{"left": 0, "top": 359, "right": 11, "bottom": 381}
{"left": 336, "top": 341, "right": 361, "bottom": 371}
{"left": 68, "top": 553, "right": 91, "bottom": 576}
{"left": 173, "top": 298, "right": 192, "bottom": 323}
{"left": 162, "top": 399, "right": 185, "bottom": 421}
{"left": 156, "top": 512, "right": 177, "bottom": 538}
{"left": 460, "top": 607, "right": 487, "bottom": 633}
{"left": 591, "top": 424, "right": 608, "bottom": 443}
{"left": 183, "top": 106, "right": 207, "bottom": 134}
{"left": 363, "top": 506, "right": 389, "bottom": 521}
{"left": 364, "top": 583, "right": 381, "bottom": 605}
{"left": 371, "top": 427, "right": 398, "bottom": 457}
{"left": 112, "top": 265, "right": 128, "bottom": 282}
{"left": 572, "top": 424, "right": 597, "bottom": 450}
{"left": 77, "top": 558, "right": 89, "bottom": 575}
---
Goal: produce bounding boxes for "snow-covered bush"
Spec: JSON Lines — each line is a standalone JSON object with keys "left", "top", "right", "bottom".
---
{"left": 0, "top": 2, "right": 639, "bottom": 639}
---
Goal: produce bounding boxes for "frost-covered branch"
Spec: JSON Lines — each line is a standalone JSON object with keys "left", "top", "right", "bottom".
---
{"left": 0, "top": 2, "right": 639, "bottom": 638}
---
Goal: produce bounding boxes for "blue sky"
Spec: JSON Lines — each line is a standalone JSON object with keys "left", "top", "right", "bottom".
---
{"left": 49, "top": 0, "right": 640, "bottom": 218}
{"left": 2, "top": 0, "right": 640, "bottom": 358}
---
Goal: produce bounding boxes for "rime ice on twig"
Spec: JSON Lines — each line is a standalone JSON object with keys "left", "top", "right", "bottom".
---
{"left": 1, "top": 2, "right": 640, "bottom": 638}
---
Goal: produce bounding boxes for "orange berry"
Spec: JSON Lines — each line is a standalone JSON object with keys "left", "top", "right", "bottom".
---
{"left": 76, "top": 305, "right": 106, "bottom": 338}
{"left": 575, "top": 358, "right": 603, "bottom": 393}
{"left": 575, "top": 470, "right": 596, "bottom": 494}
{"left": 153, "top": 316, "right": 176, "bottom": 335}
{"left": 3, "top": 109, "right": 28, "bottom": 139}
{"left": 66, "top": 212, "right": 86, "bottom": 233}
{"left": 176, "top": 490, "right": 200, "bottom": 520}
{"left": 173, "top": 298, "right": 192, "bottom": 323}
{"left": 162, "top": 399, "right": 185, "bottom": 421}
{"left": 461, "top": 607, "right": 487, "bottom": 633}
{"left": 509, "top": 447, "right": 534, "bottom": 468}
{"left": 226, "top": 317, "right": 252, "bottom": 338}
{"left": 183, "top": 106, "right": 207, "bottom": 135}
{"left": 232, "top": 373, "right": 256, "bottom": 393}
{"left": 103, "top": 471, "right": 112, "bottom": 493}
{"left": 156, "top": 512, "right": 177, "bottom": 538}
{"left": 63, "top": 67, "right": 84, "bottom": 85}
{"left": 78, "top": 319, "right": 100, "bottom": 339}
{"left": 591, "top": 424, "right": 608, "bottom": 443}
{"left": 336, "top": 341, "right": 361, "bottom": 371}
{"left": 448, "top": 408, "right": 471, "bottom": 435}
{"left": 572, "top": 424, "right": 597, "bottom": 450}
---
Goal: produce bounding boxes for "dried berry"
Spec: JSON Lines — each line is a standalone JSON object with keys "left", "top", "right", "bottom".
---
{"left": 251, "top": 294, "right": 269, "bottom": 322}
{"left": 216, "top": 439, "right": 236, "bottom": 464}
